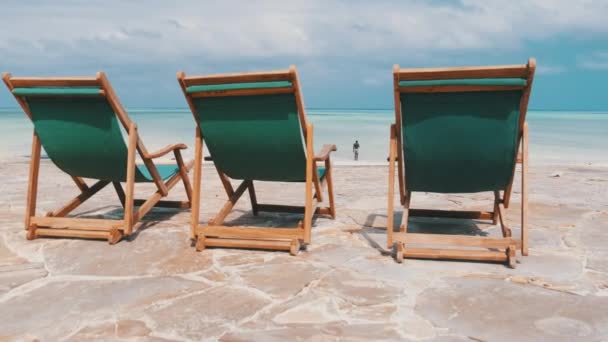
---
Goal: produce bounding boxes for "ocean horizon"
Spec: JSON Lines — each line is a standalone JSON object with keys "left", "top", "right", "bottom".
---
{"left": 2, "top": 108, "right": 607, "bottom": 166}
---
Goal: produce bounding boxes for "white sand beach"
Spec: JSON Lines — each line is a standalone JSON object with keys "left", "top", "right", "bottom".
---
{"left": 0, "top": 156, "right": 607, "bottom": 341}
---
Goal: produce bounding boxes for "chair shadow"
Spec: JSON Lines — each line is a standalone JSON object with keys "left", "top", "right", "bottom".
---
{"left": 221, "top": 208, "right": 319, "bottom": 229}
{"left": 356, "top": 211, "right": 491, "bottom": 257}
{"left": 63, "top": 204, "right": 188, "bottom": 242}
{"left": 193, "top": 208, "right": 320, "bottom": 252}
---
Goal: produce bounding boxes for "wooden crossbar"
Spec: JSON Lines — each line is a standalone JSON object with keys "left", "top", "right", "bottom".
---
{"left": 398, "top": 85, "right": 524, "bottom": 93}
{"left": 396, "top": 64, "right": 528, "bottom": 81}
{"left": 30, "top": 217, "right": 124, "bottom": 230}
{"left": 394, "top": 232, "right": 521, "bottom": 249}
{"left": 183, "top": 69, "right": 292, "bottom": 86}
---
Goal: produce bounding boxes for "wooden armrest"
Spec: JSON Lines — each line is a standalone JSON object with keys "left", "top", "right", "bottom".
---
{"left": 146, "top": 143, "right": 187, "bottom": 159}
{"left": 314, "top": 144, "right": 337, "bottom": 162}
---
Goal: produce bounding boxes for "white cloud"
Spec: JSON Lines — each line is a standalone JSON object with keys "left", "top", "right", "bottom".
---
{"left": 1, "top": 0, "right": 608, "bottom": 67}
{"left": 578, "top": 51, "right": 608, "bottom": 70}
{"left": 537, "top": 65, "right": 566, "bottom": 75}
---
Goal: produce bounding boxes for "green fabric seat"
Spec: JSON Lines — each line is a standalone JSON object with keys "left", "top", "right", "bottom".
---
{"left": 14, "top": 88, "right": 179, "bottom": 183}
{"left": 400, "top": 85, "right": 524, "bottom": 193}
{"left": 189, "top": 82, "right": 311, "bottom": 182}
{"left": 317, "top": 166, "right": 326, "bottom": 180}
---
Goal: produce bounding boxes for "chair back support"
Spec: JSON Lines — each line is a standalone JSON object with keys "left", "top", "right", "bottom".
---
{"left": 5, "top": 75, "right": 156, "bottom": 183}
{"left": 182, "top": 69, "right": 309, "bottom": 182}
{"left": 395, "top": 61, "right": 535, "bottom": 193}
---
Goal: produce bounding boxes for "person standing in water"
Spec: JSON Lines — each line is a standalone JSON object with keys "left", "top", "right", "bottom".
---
{"left": 353, "top": 140, "right": 360, "bottom": 161}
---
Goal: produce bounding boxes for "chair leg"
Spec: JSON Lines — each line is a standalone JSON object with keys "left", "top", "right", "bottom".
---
{"left": 124, "top": 123, "right": 137, "bottom": 236}
{"left": 174, "top": 149, "right": 193, "bottom": 204}
{"left": 113, "top": 182, "right": 126, "bottom": 208}
{"left": 303, "top": 123, "right": 314, "bottom": 244}
{"left": 313, "top": 167, "right": 323, "bottom": 202}
{"left": 492, "top": 191, "right": 499, "bottom": 226}
{"left": 191, "top": 128, "right": 203, "bottom": 240}
{"left": 324, "top": 160, "right": 336, "bottom": 219}
{"left": 25, "top": 131, "right": 41, "bottom": 231}
{"left": 521, "top": 123, "right": 529, "bottom": 256}
{"left": 400, "top": 192, "right": 411, "bottom": 233}
{"left": 387, "top": 124, "right": 397, "bottom": 249}
{"left": 247, "top": 181, "right": 259, "bottom": 216}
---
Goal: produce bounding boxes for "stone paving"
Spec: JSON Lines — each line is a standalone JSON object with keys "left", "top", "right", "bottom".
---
{"left": 0, "top": 158, "right": 607, "bottom": 341}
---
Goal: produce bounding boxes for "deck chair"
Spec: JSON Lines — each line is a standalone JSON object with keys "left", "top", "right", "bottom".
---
{"left": 2, "top": 72, "right": 193, "bottom": 244}
{"left": 387, "top": 58, "right": 536, "bottom": 267}
{"left": 177, "top": 66, "right": 336, "bottom": 255}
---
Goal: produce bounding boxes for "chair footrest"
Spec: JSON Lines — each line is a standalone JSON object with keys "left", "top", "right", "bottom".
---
{"left": 404, "top": 247, "right": 508, "bottom": 262}
{"left": 134, "top": 199, "right": 190, "bottom": 209}
{"left": 256, "top": 204, "right": 332, "bottom": 216}
{"left": 203, "top": 237, "right": 294, "bottom": 251}
{"left": 35, "top": 228, "right": 110, "bottom": 239}
{"left": 199, "top": 225, "right": 303, "bottom": 240}
{"left": 409, "top": 209, "right": 494, "bottom": 220}
{"left": 394, "top": 232, "right": 521, "bottom": 249}
{"left": 30, "top": 217, "right": 124, "bottom": 231}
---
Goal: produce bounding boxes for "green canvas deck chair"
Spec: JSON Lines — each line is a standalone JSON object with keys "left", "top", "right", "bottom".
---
{"left": 387, "top": 58, "right": 536, "bottom": 267}
{"left": 177, "top": 66, "right": 337, "bottom": 255}
{"left": 3, "top": 72, "right": 194, "bottom": 244}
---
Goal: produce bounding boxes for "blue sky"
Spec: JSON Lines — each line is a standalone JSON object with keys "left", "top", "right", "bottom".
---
{"left": 2, "top": 1, "right": 608, "bottom": 110}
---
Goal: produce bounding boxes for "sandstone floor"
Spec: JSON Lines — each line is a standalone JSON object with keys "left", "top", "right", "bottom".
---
{"left": 0, "top": 158, "right": 607, "bottom": 341}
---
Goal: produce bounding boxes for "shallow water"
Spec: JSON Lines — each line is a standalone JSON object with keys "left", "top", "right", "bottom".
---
{"left": 1, "top": 108, "right": 606, "bottom": 165}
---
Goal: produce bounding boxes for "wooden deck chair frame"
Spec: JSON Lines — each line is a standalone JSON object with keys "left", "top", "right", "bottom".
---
{"left": 3, "top": 72, "right": 194, "bottom": 244}
{"left": 178, "top": 66, "right": 336, "bottom": 255}
{"left": 387, "top": 58, "right": 536, "bottom": 267}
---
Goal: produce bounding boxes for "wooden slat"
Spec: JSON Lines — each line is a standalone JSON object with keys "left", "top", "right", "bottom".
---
{"left": 409, "top": 209, "right": 494, "bottom": 220}
{"left": 25, "top": 131, "right": 41, "bottom": 230}
{"left": 201, "top": 225, "right": 303, "bottom": 240}
{"left": 134, "top": 165, "right": 185, "bottom": 222}
{"left": 191, "top": 127, "right": 203, "bottom": 239}
{"left": 303, "top": 122, "right": 314, "bottom": 244}
{"left": 291, "top": 65, "right": 309, "bottom": 140}
{"left": 398, "top": 85, "right": 524, "bottom": 93}
{"left": 324, "top": 159, "right": 336, "bottom": 219}
{"left": 254, "top": 203, "right": 330, "bottom": 216}
{"left": 392, "top": 66, "right": 406, "bottom": 205}
{"left": 50, "top": 180, "right": 110, "bottom": 217}
{"left": 31, "top": 217, "right": 123, "bottom": 230}
{"left": 71, "top": 176, "right": 89, "bottom": 192}
{"left": 401, "top": 192, "right": 411, "bottom": 233}
{"left": 257, "top": 204, "right": 305, "bottom": 214}
{"left": 521, "top": 122, "right": 529, "bottom": 256}
{"left": 316, "top": 207, "right": 332, "bottom": 216}
{"left": 209, "top": 180, "right": 249, "bottom": 225}
{"left": 247, "top": 181, "right": 259, "bottom": 215}
{"left": 174, "top": 149, "right": 193, "bottom": 203}
{"left": 183, "top": 69, "right": 291, "bottom": 86}
{"left": 394, "top": 232, "right": 521, "bottom": 249}
{"left": 387, "top": 124, "right": 397, "bottom": 247}
{"left": 190, "top": 87, "right": 293, "bottom": 98}
{"left": 203, "top": 237, "right": 292, "bottom": 251}
{"left": 397, "top": 64, "right": 528, "bottom": 81}
{"left": 497, "top": 201, "right": 511, "bottom": 237}
{"left": 404, "top": 248, "right": 508, "bottom": 262}
{"left": 34, "top": 228, "right": 109, "bottom": 240}
{"left": 9, "top": 77, "right": 99, "bottom": 88}
{"left": 133, "top": 199, "right": 190, "bottom": 209}
{"left": 124, "top": 123, "right": 137, "bottom": 235}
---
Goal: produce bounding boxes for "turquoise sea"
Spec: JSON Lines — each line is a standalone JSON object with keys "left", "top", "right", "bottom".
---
{"left": 1, "top": 108, "right": 606, "bottom": 165}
